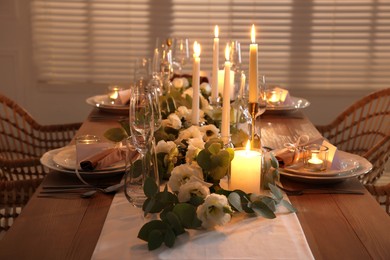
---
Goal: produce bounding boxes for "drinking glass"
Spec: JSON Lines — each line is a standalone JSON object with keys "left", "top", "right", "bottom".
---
{"left": 172, "top": 38, "right": 190, "bottom": 74}
{"left": 256, "top": 75, "right": 267, "bottom": 118}
{"left": 124, "top": 137, "right": 160, "bottom": 207}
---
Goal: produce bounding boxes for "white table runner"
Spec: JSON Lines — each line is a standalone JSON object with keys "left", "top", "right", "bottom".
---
{"left": 92, "top": 192, "right": 314, "bottom": 260}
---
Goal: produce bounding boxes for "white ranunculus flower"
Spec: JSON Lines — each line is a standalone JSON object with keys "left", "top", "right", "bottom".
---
{"left": 166, "top": 113, "right": 182, "bottom": 129}
{"left": 176, "top": 106, "right": 190, "bottom": 120}
{"left": 186, "top": 137, "right": 205, "bottom": 163}
{"left": 199, "top": 124, "right": 220, "bottom": 142}
{"left": 175, "top": 125, "right": 203, "bottom": 144}
{"left": 182, "top": 87, "right": 193, "bottom": 99}
{"left": 155, "top": 140, "right": 177, "bottom": 154}
{"left": 200, "top": 94, "right": 212, "bottom": 112}
{"left": 200, "top": 82, "right": 211, "bottom": 94}
{"left": 177, "top": 181, "right": 210, "bottom": 202}
{"left": 172, "top": 77, "right": 188, "bottom": 90}
{"left": 196, "top": 193, "right": 233, "bottom": 229}
{"left": 168, "top": 163, "right": 204, "bottom": 192}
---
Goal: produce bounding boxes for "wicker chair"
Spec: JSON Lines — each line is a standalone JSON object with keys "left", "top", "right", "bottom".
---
{"left": 316, "top": 88, "right": 390, "bottom": 214}
{"left": 0, "top": 93, "right": 81, "bottom": 233}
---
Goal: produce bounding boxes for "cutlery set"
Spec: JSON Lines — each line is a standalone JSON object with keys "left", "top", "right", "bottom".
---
{"left": 38, "top": 183, "right": 124, "bottom": 199}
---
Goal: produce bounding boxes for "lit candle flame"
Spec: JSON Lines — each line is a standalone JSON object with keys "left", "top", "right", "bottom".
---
{"left": 251, "top": 24, "right": 256, "bottom": 43}
{"left": 214, "top": 25, "right": 219, "bottom": 38}
{"left": 225, "top": 43, "right": 230, "bottom": 61}
{"left": 245, "top": 140, "right": 251, "bottom": 151}
{"left": 193, "top": 41, "right": 201, "bottom": 57}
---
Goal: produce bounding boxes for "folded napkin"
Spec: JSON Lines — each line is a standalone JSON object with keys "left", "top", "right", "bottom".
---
{"left": 118, "top": 89, "right": 131, "bottom": 105}
{"left": 79, "top": 147, "right": 124, "bottom": 171}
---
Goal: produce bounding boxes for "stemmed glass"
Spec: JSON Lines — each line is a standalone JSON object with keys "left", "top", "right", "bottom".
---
{"left": 172, "top": 38, "right": 190, "bottom": 74}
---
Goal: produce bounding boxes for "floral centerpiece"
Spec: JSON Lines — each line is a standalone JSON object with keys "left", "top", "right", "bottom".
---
{"left": 104, "top": 76, "right": 296, "bottom": 251}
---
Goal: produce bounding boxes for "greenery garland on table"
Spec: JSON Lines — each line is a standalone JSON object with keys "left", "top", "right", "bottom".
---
{"left": 104, "top": 76, "right": 297, "bottom": 250}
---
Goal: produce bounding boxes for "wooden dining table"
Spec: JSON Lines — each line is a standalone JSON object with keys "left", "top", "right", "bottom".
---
{"left": 1, "top": 108, "right": 390, "bottom": 259}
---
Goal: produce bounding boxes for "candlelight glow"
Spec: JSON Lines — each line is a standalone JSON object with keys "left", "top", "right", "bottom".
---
{"left": 251, "top": 24, "right": 256, "bottom": 43}
{"left": 193, "top": 41, "right": 201, "bottom": 57}
{"left": 245, "top": 140, "right": 251, "bottom": 151}
{"left": 225, "top": 43, "right": 230, "bottom": 61}
{"left": 214, "top": 25, "right": 219, "bottom": 38}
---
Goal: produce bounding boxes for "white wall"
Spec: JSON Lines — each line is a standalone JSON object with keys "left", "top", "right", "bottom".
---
{"left": 0, "top": 1, "right": 380, "bottom": 127}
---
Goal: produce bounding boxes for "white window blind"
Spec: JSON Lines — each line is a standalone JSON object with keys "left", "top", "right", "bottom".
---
{"left": 31, "top": 0, "right": 390, "bottom": 90}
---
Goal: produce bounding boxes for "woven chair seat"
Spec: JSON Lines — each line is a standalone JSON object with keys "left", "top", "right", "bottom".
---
{"left": 0, "top": 93, "right": 81, "bottom": 233}
{"left": 316, "top": 88, "right": 390, "bottom": 214}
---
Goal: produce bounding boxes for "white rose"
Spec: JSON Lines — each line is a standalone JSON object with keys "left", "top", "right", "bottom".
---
{"left": 172, "top": 77, "right": 185, "bottom": 89}
{"left": 199, "top": 124, "right": 220, "bottom": 142}
{"left": 176, "top": 106, "right": 190, "bottom": 120}
{"left": 182, "top": 87, "right": 193, "bottom": 99}
{"left": 155, "top": 140, "right": 176, "bottom": 154}
{"left": 168, "top": 163, "right": 204, "bottom": 192}
{"left": 186, "top": 137, "right": 205, "bottom": 163}
{"left": 167, "top": 113, "right": 182, "bottom": 129}
{"left": 177, "top": 181, "right": 210, "bottom": 203}
{"left": 175, "top": 125, "right": 203, "bottom": 144}
{"left": 196, "top": 193, "right": 233, "bottom": 229}
{"left": 200, "top": 82, "right": 211, "bottom": 94}
{"left": 181, "top": 77, "right": 189, "bottom": 88}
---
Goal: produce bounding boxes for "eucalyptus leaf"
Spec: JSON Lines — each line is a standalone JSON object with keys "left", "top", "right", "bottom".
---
{"left": 196, "top": 149, "right": 213, "bottom": 170}
{"left": 281, "top": 199, "right": 297, "bottom": 213}
{"left": 260, "top": 196, "right": 277, "bottom": 212}
{"left": 164, "top": 227, "right": 176, "bottom": 248}
{"left": 228, "top": 192, "right": 243, "bottom": 212}
{"left": 270, "top": 152, "right": 279, "bottom": 169}
{"left": 172, "top": 203, "right": 201, "bottom": 229}
{"left": 251, "top": 200, "right": 276, "bottom": 219}
{"left": 103, "top": 127, "right": 128, "bottom": 142}
{"left": 268, "top": 183, "right": 283, "bottom": 202}
{"left": 165, "top": 211, "right": 185, "bottom": 235}
{"left": 144, "top": 177, "right": 159, "bottom": 198}
{"left": 148, "top": 229, "right": 164, "bottom": 250}
{"left": 208, "top": 142, "right": 221, "bottom": 155}
{"left": 138, "top": 220, "right": 167, "bottom": 241}
{"left": 189, "top": 195, "right": 205, "bottom": 206}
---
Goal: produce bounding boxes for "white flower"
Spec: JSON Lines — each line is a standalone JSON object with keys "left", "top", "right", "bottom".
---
{"left": 200, "top": 94, "right": 212, "bottom": 112}
{"left": 166, "top": 113, "right": 182, "bottom": 129}
{"left": 186, "top": 137, "right": 205, "bottom": 163}
{"left": 175, "top": 125, "right": 203, "bottom": 144}
{"left": 155, "top": 140, "right": 177, "bottom": 154}
{"left": 177, "top": 181, "right": 210, "bottom": 203}
{"left": 199, "top": 124, "right": 220, "bottom": 142}
{"left": 172, "top": 77, "right": 189, "bottom": 90}
{"left": 196, "top": 194, "right": 233, "bottom": 229}
{"left": 182, "top": 87, "right": 193, "bottom": 99}
{"left": 200, "top": 82, "right": 211, "bottom": 94}
{"left": 176, "top": 106, "right": 190, "bottom": 120}
{"left": 168, "top": 163, "right": 204, "bottom": 192}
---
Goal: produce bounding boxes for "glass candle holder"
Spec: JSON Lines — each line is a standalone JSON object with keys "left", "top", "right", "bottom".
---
{"left": 303, "top": 144, "right": 328, "bottom": 171}
{"left": 266, "top": 89, "right": 283, "bottom": 106}
{"left": 107, "top": 85, "right": 123, "bottom": 103}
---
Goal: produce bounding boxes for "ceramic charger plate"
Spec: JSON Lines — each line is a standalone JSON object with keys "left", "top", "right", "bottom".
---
{"left": 279, "top": 151, "right": 372, "bottom": 184}
{"left": 86, "top": 95, "right": 129, "bottom": 114}
{"left": 265, "top": 96, "right": 310, "bottom": 114}
{"left": 40, "top": 146, "right": 125, "bottom": 177}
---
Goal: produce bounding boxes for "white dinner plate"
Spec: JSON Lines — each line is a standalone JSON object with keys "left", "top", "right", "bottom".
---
{"left": 52, "top": 145, "right": 125, "bottom": 171}
{"left": 86, "top": 95, "right": 129, "bottom": 114}
{"left": 279, "top": 151, "right": 372, "bottom": 184}
{"left": 281, "top": 151, "right": 359, "bottom": 177}
{"left": 265, "top": 96, "right": 310, "bottom": 113}
{"left": 40, "top": 147, "right": 125, "bottom": 176}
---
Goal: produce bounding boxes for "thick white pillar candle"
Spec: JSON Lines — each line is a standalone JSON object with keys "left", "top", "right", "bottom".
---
{"left": 249, "top": 24, "right": 258, "bottom": 103}
{"left": 211, "top": 25, "right": 219, "bottom": 103}
{"left": 191, "top": 41, "right": 201, "bottom": 125}
{"left": 221, "top": 44, "right": 231, "bottom": 139}
{"left": 230, "top": 142, "right": 262, "bottom": 193}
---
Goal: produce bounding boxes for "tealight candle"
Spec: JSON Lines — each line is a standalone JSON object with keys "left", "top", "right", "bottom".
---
{"left": 230, "top": 141, "right": 262, "bottom": 193}
{"left": 108, "top": 85, "right": 122, "bottom": 103}
{"left": 191, "top": 41, "right": 201, "bottom": 125}
{"left": 303, "top": 144, "right": 328, "bottom": 171}
{"left": 267, "top": 89, "right": 282, "bottom": 106}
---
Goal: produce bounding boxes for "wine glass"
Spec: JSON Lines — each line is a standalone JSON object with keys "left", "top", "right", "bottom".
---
{"left": 172, "top": 38, "right": 190, "bottom": 74}
{"left": 256, "top": 75, "right": 267, "bottom": 118}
